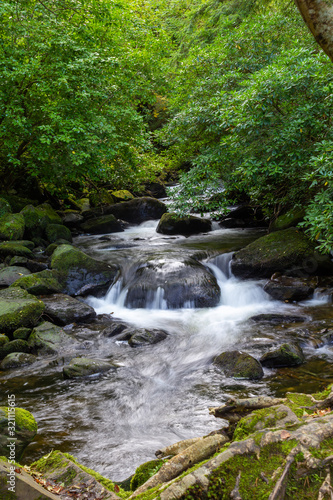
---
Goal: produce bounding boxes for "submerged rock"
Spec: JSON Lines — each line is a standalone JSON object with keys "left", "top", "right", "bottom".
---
{"left": 0, "top": 352, "right": 37, "bottom": 370}
{"left": 156, "top": 212, "right": 212, "bottom": 236}
{"left": 250, "top": 313, "right": 306, "bottom": 324}
{"left": 41, "top": 293, "right": 96, "bottom": 325}
{"left": 263, "top": 275, "right": 315, "bottom": 301}
{"left": 63, "top": 357, "right": 116, "bottom": 378}
{"left": 260, "top": 342, "right": 305, "bottom": 367}
{"left": 214, "top": 350, "right": 264, "bottom": 380}
{"left": 0, "top": 287, "right": 44, "bottom": 334}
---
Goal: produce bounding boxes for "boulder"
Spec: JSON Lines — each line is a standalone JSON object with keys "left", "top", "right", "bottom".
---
{"left": 45, "top": 223, "right": 72, "bottom": 243}
{"left": 144, "top": 181, "right": 167, "bottom": 199}
{"left": 0, "top": 287, "right": 44, "bottom": 334}
{"left": 219, "top": 205, "right": 267, "bottom": 229}
{"left": 0, "top": 213, "right": 25, "bottom": 241}
{"left": 0, "top": 266, "right": 31, "bottom": 287}
{"left": 28, "top": 321, "right": 74, "bottom": 355}
{"left": 0, "top": 339, "right": 30, "bottom": 360}
{"left": 231, "top": 227, "right": 330, "bottom": 279}
{"left": 270, "top": 207, "right": 305, "bottom": 232}
{"left": 104, "top": 196, "right": 167, "bottom": 223}
{"left": 10, "top": 269, "right": 63, "bottom": 295}
{"left": 156, "top": 212, "right": 212, "bottom": 236}
{"left": 50, "top": 244, "right": 118, "bottom": 296}
{"left": 263, "top": 275, "right": 315, "bottom": 301}
{"left": 128, "top": 328, "right": 168, "bottom": 347}
{"left": 102, "top": 322, "right": 130, "bottom": 337}
{"left": 111, "top": 189, "right": 134, "bottom": 202}
{"left": 0, "top": 406, "right": 37, "bottom": 459}
{"left": 260, "top": 342, "right": 305, "bottom": 367}
{"left": 9, "top": 256, "right": 48, "bottom": 273}
{"left": 89, "top": 189, "right": 114, "bottom": 207}
{"left": 214, "top": 350, "right": 264, "bottom": 380}
{"left": 250, "top": 313, "right": 306, "bottom": 324}
{"left": 63, "top": 357, "right": 116, "bottom": 378}
{"left": 61, "top": 211, "right": 84, "bottom": 229}
{"left": 13, "top": 327, "right": 32, "bottom": 340}
{"left": 0, "top": 241, "right": 34, "bottom": 259}
{"left": 1, "top": 352, "right": 37, "bottom": 370}
{"left": 41, "top": 293, "right": 96, "bottom": 325}
{"left": 80, "top": 214, "right": 123, "bottom": 234}
{"left": 0, "top": 197, "right": 11, "bottom": 218}
{"left": 37, "top": 203, "right": 62, "bottom": 225}
{"left": 20, "top": 204, "right": 49, "bottom": 240}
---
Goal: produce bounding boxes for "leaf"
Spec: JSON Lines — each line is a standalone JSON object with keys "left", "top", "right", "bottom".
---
{"left": 280, "top": 430, "right": 291, "bottom": 440}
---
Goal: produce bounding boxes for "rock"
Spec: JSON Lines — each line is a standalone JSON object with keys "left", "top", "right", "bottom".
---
{"left": 231, "top": 227, "right": 331, "bottom": 279}
{"left": 0, "top": 197, "right": 11, "bottom": 218}
{"left": 144, "top": 181, "right": 167, "bottom": 199}
{"left": 37, "top": 203, "right": 62, "bottom": 225}
{"left": 0, "top": 265, "right": 31, "bottom": 286}
{"left": 63, "top": 357, "right": 116, "bottom": 378}
{"left": 41, "top": 293, "right": 96, "bottom": 325}
{"left": 0, "top": 339, "right": 30, "bottom": 360}
{"left": 270, "top": 207, "right": 305, "bottom": 232}
{"left": 0, "top": 352, "right": 37, "bottom": 370}
{"left": 20, "top": 204, "right": 50, "bottom": 240}
{"left": 0, "top": 335, "right": 9, "bottom": 346}
{"left": 156, "top": 212, "right": 212, "bottom": 236}
{"left": 0, "top": 213, "right": 25, "bottom": 241}
{"left": 0, "top": 406, "right": 37, "bottom": 459}
{"left": 67, "top": 196, "right": 90, "bottom": 212}
{"left": 260, "top": 342, "right": 305, "bottom": 367}
{"left": 61, "top": 211, "right": 84, "bottom": 228}
{"left": 250, "top": 313, "right": 306, "bottom": 324}
{"left": 219, "top": 205, "right": 267, "bottom": 228}
{"left": 214, "top": 350, "right": 264, "bottom": 380}
{"left": 50, "top": 244, "right": 118, "bottom": 296}
{"left": 10, "top": 269, "right": 63, "bottom": 295}
{"left": 0, "top": 287, "right": 44, "bottom": 334}
{"left": 128, "top": 328, "right": 168, "bottom": 347}
{"left": 263, "top": 275, "right": 315, "bottom": 301}
{"left": 124, "top": 256, "right": 220, "bottom": 309}
{"left": 13, "top": 327, "right": 32, "bottom": 340}
{"left": 80, "top": 214, "right": 123, "bottom": 234}
{"left": 0, "top": 193, "right": 38, "bottom": 212}
{"left": 45, "top": 223, "right": 72, "bottom": 243}
{"left": 89, "top": 189, "right": 114, "bottom": 207}
{"left": 104, "top": 196, "right": 167, "bottom": 223}
{"left": 9, "top": 256, "right": 48, "bottom": 273}
{"left": 28, "top": 321, "right": 74, "bottom": 355}
{"left": 0, "top": 241, "right": 34, "bottom": 259}
{"left": 111, "top": 190, "right": 134, "bottom": 202}
{"left": 102, "top": 322, "right": 130, "bottom": 337}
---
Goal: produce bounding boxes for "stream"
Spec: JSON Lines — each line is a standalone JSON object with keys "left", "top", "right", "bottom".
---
{"left": 2, "top": 219, "right": 333, "bottom": 481}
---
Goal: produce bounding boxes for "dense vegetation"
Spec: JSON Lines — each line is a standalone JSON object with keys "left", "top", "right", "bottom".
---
{"left": 2, "top": 0, "right": 333, "bottom": 251}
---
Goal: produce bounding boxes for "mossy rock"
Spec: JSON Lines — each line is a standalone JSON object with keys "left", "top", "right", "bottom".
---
{"left": 110, "top": 190, "right": 134, "bottom": 202}
{"left": 105, "top": 196, "right": 167, "bottom": 223}
{"left": 0, "top": 213, "right": 25, "bottom": 241}
{"left": 231, "top": 227, "right": 327, "bottom": 279}
{"left": 0, "top": 198, "right": 12, "bottom": 218}
{"left": 156, "top": 212, "right": 212, "bottom": 236}
{"left": 0, "top": 339, "right": 30, "bottom": 360}
{"left": 13, "top": 327, "right": 31, "bottom": 340}
{"left": 80, "top": 214, "right": 123, "bottom": 235}
{"left": 28, "top": 321, "right": 73, "bottom": 355}
{"left": 260, "top": 342, "right": 305, "bottom": 368}
{"left": 45, "top": 223, "right": 72, "bottom": 244}
{"left": 130, "top": 459, "right": 165, "bottom": 491}
{"left": 214, "top": 350, "right": 264, "bottom": 380}
{"left": 89, "top": 190, "right": 114, "bottom": 207}
{"left": 0, "top": 352, "right": 36, "bottom": 370}
{"left": 270, "top": 207, "right": 305, "bottom": 232}
{"left": 0, "top": 406, "right": 37, "bottom": 459}
{"left": 0, "top": 266, "right": 31, "bottom": 286}
{"left": 10, "top": 269, "right": 63, "bottom": 295}
{"left": 63, "top": 357, "right": 116, "bottom": 378}
{"left": 67, "top": 196, "right": 90, "bottom": 212}
{"left": 50, "top": 244, "right": 118, "bottom": 296}
{"left": 0, "top": 241, "right": 34, "bottom": 259}
{"left": 37, "top": 203, "right": 62, "bottom": 225}
{"left": 0, "top": 287, "right": 44, "bottom": 334}
{"left": 0, "top": 194, "right": 38, "bottom": 212}
{"left": 20, "top": 204, "right": 49, "bottom": 240}
{"left": 0, "top": 335, "right": 9, "bottom": 346}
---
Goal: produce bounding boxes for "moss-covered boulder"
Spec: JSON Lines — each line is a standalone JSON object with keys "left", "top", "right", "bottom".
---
{"left": 0, "top": 198, "right": 12, "bottom": 218}
{"left": 10, "top": 269, "right": 63, "bottom": 295}
{"left": 63, "top": 357, "right": 116, "bottom": 378}
{"left": 231, "top": 227, "right": 331, "bottom": 279}
{"left": 0, "top": 213, "right": 25, "bottom": 241}
{"left": 45, "top": 223, "right": 72, "bottom": 243}
{"left": 111, "top": 189, "right": 134, "bottom": 202}
{"left": 156, "top": 212, "right": 212, "bottom": 236}
{"left": 214, "top": 350, "right": 264, "bottom": 380}
{"left": 21, "top": 203, "right": 61, "bottom": 241}
{"left": 50, "top": 244, "right": 118, "bottom": 296}
{"left": 0, "top": 194, "right": 37, "bottom": 212}
{"left": 0, "top": 266, "right": 31, "bottom": 287}
{"left": 41, "top": 293, "right": 96, "bottom": 325}
{"left": 0, "top": 352, "right": 37, "bottom": 370}
{"left": 0, "top": 287, "right": 44, "bottom": 334}
{"left": 80, "top": 214, "right": 123, "bottom": 235}
{"left": 9, "top": 255, "right": 48, "bottom": 273}
{"left": 0, "top": 406, "right": 37, "bottom": 459}
{"left": 0, "top": 339, "right": 30, "bottom": 360}
{"left": 270, "top": 207, "right": 305, "bottom": 232}
{"left": 0, "top": 335, "right": 9, "bottom": 346}
{"left": 260, "top": 342, "right": 305, "bottom": 367}
{"left": 37, "top": 203, "right": 62, "bottom": 225}
{"left": 89, "top": 189, "right": 114, "bottom": 207}
{"left": 28, "top": 321, "right": 74, "bottom": 355}
{"left": 13, "top": 327, "right": 31, "bottom": 340}
{"left": 0, "top": 241, "right": 34, "bottom": 259}
{"left": 105, "top": 196, "right": 167, "bottom": 223}
{"left": 130, "top": 459, "right": 165, "bottom": 491}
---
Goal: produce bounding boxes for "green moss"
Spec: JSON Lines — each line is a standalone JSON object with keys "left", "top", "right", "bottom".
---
{"left": 111, "top": 190, "right": 134, "bottom": 201}
{"left": 270, "top": 208, "right": 305, "bottom": 232}
{"left": 0, "top": 242, "right": 33, "bottom": 259}
{"left": 0, "top": 339, "right": 30, "bottom": 360}
{"left": 13, "top": 407, "right": 37, "bottom": 434}
{"left": 10, "top": 269, "right": 62, "bottom": 295}
{"left": 130, "top": 459, "right": 165, "bottom": 491}
{"left": 0, "top": 198, "right": 12, "bottom": 218}
{"left": 31, "top": 450, "right": 69, "bottom": 473}
{"left": 233, "top": 407, "right": 290, "bottom": 442}
{"left": 45, "top": 224, "right": 72, "bottom": 244}
{"left": 0, "top": 288, "right": 44, "bottom": 333}
{"left": 313, "top": 384, "right": 333, "bottom": 401}
{"left": 0, "top": 213, "right": 25, "bottom": 241}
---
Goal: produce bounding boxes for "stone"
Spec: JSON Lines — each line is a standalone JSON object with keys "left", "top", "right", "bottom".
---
{"left": 104, "top": 196, "right": 167, "bottom": 223}
{"left": 45, "top": 223, "right": 72, "bottom": 243}
{"left": 270, "top": 207, "right": 305, "bottom": 232}
{"left": 9, "top": 256, "right": 47, "bottom": 273}
{"left": 10, "top": 269, "right": 63, "bottom": 295}
{"left": 263, "top": 275, "right": 315, "bottom": 301}
{"left": 37, "top": 203, "right": 62, "bottom": 225}
{"left": 28, "top": 321, "right": 74, "bottom": 355}
{"left": 0, "top": 266, "right": 31, "bottom": 286}
{"left": 63, "top": 357, "right": 115, "bottom": 378}
{"left": 214, "top": 350, "right": 264, "bottom": 380}
{"left": 0, "top": 406, "right": 37, "bottom": 459}
{"left": 219, "top": 205, "right": 267, "bottom": 229}
{"left": 156, "top": 212, "right": 212, "bottom": 236}
{"left": 0, "top": 213, "right": 25, "bottom": 241}
{"left": 0, "top": 241, "right": 34, "bottom": 259}
{"left": 89, "top": 189, "right": 114, "bottom": 207}
{"left": 61, "top": 211, "right": 84, "bottom": 228}
{"left": 0, "top": 287, "right": 44, "bottom": 334}
{"left": 0, "top": 197, "right": 11, "bottom": 218}
{"left": 20, "top": 204, "right": 49, "bottom": 240}
{"left": 41, "top": 293, "right": 96, "bottom": 325}
{"left": 111, "top": 189, "right": 134, "bottom": 202}
{"left": 50, "top": 244, "right": 118, "bottom": 296}
{"left": 144, "top": 181, "right": 167, "bottom": 199}
{"left": 250, "top": 313, "right": 305, "bottom": 324}
{"left": 0, "top": 194, "right": 37, "bottom": 212}
{"left": 260, "top": 342, "right": 305, "bottom": 367}
{"left": 13, "top": 327, "right": 32, "bottom": 340}
{"left": 1, "top": 352, "right": 37, "bottom": 370}
{"left": 0, "top": 339, "right": 30, "bottom": 360}
{"left": 128, "top": 328, "right": 168, "bottom": 347}
{"left": 80, "top": 214, "right": 123, "bottom": 234}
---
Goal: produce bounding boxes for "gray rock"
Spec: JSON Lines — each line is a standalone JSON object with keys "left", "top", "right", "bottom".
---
{"left": 1, "top": 352, "right": 37, "bottom": 370}
{"left": 128, "top": 328, "right": 168, "bottom": 347}
{"left": 41, "top": 293, "right": 96, "bottom": 325}
{"left": 263, "top": 275, "right": 315, "bottom": 301}
{"left": 80, "top": 214, "right": 123, "bottom": 234}
{"left": 260, "top": 343, "right": 305, "bottom": 367}
{"left": 63, "top": 357, "right": 115, "bottom": 378}
{"left": 104, "top": 196, "right": 167, "bottom": 223}
{"left": 0, "top": 266, "right": 31, "bottom": 286}
{"left": 214, "top": 350, "right": 264, "bottom": 380}
{"left": 28, "top": 321, "right": 74, "bottom": 355}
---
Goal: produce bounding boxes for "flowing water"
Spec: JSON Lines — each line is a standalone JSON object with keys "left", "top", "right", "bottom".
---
{"left": 2, "top": 220, "right": 333, "bottom": 481}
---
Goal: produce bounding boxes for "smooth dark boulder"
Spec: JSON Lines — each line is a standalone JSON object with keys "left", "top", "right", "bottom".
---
{"left": 45, "top": 223, "right": 72, "bottom": 243}
{"left": 156, "top": 212, "right": 212, "bottom": 236}
{"left": 61, "top": 211, "right": 84, "bottom": 229}
{"left": 80, "top": 214, "right": 123, "bottom": 234}
{"left": 63, "top": 357, "right": 115, "bottom": 378}
{"left": 102, "top": 322, "right": 130, "bottom": 337}
{"left": 41, "top": 293, "right": 96, "bottom": 325}
{"left": 128, "top": 328, "right": 168, "bottom": 347}
{"left": 250, "top": 313, "right": 306, "bottom": 324}
{"left": 0, "top": 266, "right": 31, "bottom": 287}
{"left": 104, "top": 196, "right": 167, "bottom": 223}
{"left": 214, "top": 350, "right": 264, "bottom": 380}
{"left": 145, "top": 181, "right": 167, "bottom": 198}
{"left": 260, "top": 342, "right": 305, "bottom": 367}
{"left": 263, "top": 275, "right": 315, "bottom": 301}
{"left": 9, "top": 255, "right": 48, "bottom": 272}
{"left": 219, "top": 205, "right": 267, "bottom": 228}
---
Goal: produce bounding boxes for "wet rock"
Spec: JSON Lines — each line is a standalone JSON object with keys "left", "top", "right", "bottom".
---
{"left": 45, "top": 223, "right": 72, "bottom": 243}
{"left": 0, "top": 339, "right": 30, "bottom": 360}
{"left": 214, "top": 350, "right": 264, "bottom": 380}
{"left": 50, "top": 244, "right": 118, "bottom": 296}
{"left": 231, "top": 227, "right": 333, "bottom": 279}
{"left": 9, "top": 255, "right": 48, "bottom": 273}
{"left": 0, "top": 265, "right": 31, "bottom": 286}
{"left": 28, "top": 321, "right": 74, "bottom": 355}
{"left": 156, "top": 212, "right": 212, "bottom": 236}
{"left": 219, "top": 205, "right": 267, "bottom": 229}
{"left": 0, "top": 241, "right": 34, "bottom": 259}
{"left": 0, "top": 287, "right": 44, "bottom": 334}
{"left": 0, "top": 213, "right": 25, "bottom": 241}
{"left": 63, "top": 357, "right": 116, "bottom": 378}
{"left": 250, "top": 313, "right": 306, "bottom": 324}
{"left": 80, "top": 214, "right": 123, "bottom": 234}
{"left": 102, "top": 322, "right": 130, "bottom": 337}
{"left": 61, "top": 211, "right": 84, "bottom": 228}
{"left": 111, "top": 189, "right": 134, "bottom": 202}
{"left": 0, "top": 406, "right": 37, "bottom": 459}
{"left": 128, "top": 328, "right": 168, "bottom": 347}
{"left": 104, "top": 196, "right": 167, "bottom": 223}
{"left": 41, "top": 293, "right": 96, "bottom": 326}
{"left": 260, "top": 342, "right": 305, "bottom": 367}
{"left": 125, "top": 257, "right": 220, "bottom": 309}
{"left": 145, "top": 181, "right": 167, "bottom": 198}
{"left": 270, "top": 207, "right": 305, "bottom": 232}
{"left": 0, "top": 352, "right": 37, "bottom": 370}
{"left": 263, "top": 275, "right": 315, "bottom": 301}
{"left": 10, "top": 269, "right": 63, "bottom": 295}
